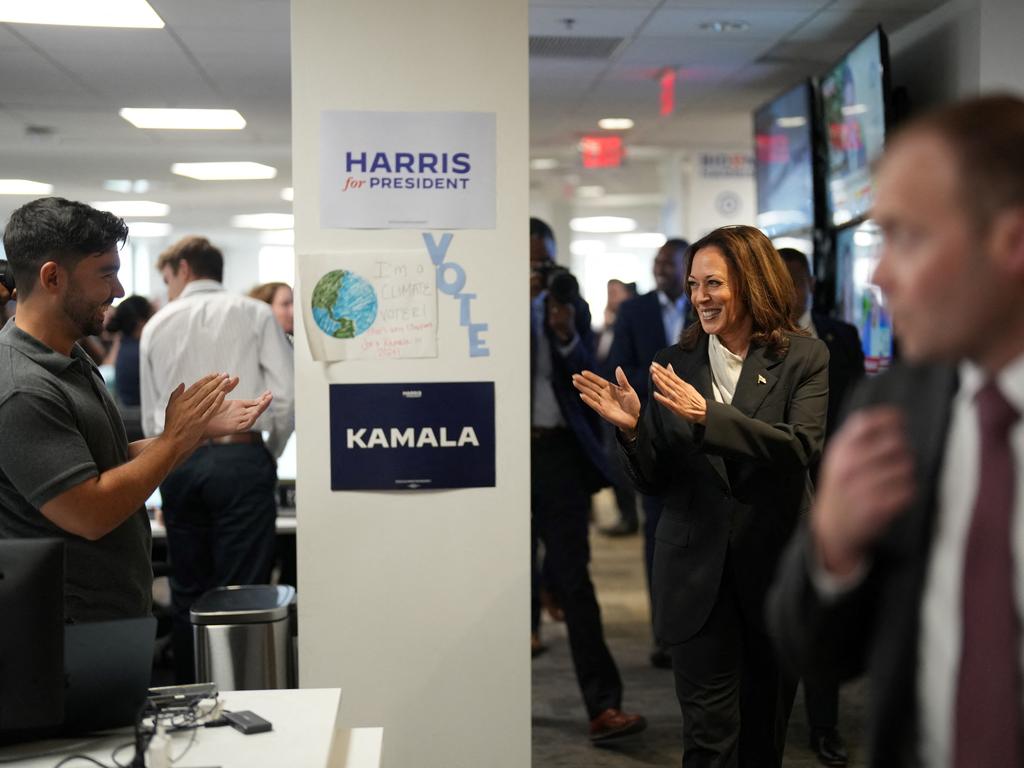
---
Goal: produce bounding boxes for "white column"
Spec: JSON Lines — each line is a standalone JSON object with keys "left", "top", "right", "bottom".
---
{"left": 290, "top": 2, "right": 529, "bottom": 767}
{"left": 658, "top": 150, "right": 688, "bottom": 238}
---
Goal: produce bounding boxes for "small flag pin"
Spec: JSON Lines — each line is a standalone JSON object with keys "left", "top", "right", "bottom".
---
{"left": 757, "top": 374, "right": 767, "bottom": 385}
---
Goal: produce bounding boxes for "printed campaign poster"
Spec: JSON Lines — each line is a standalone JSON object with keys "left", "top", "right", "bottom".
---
{"left": 320, "top": 110, "right": 496, "bottom": 229}
{"left": 329, "top": 382, "right": 496, "bottom": 490}
{"left": 298, "top": 251, "right": 437, "bottom": 361}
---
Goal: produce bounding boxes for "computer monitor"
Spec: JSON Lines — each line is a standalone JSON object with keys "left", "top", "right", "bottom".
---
{"left": 0, "top": 539, "right": 65, "bottom": 741}
{"left": 754, "top": 79, "right": 816, "bottom": 238}
{"left": 834, "top": 221, "right": 894, "bottom": 374}
{"left": 821, "top": 26, "right": 890, "bottom": 227}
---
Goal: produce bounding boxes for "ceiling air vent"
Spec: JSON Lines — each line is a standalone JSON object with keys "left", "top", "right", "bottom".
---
{"left": 529, "top": 36, "right": 623, "bottom": 59}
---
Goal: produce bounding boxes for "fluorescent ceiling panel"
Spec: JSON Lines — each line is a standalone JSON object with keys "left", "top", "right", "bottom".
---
{"left": 232, "top": 213, "right": 294, "bottom": 230}
{"left": 120, "top": 108, "right": 246, "bottom": 130}
{"left": 171, "top": 162, "right": 276, "bottom": 181}
{"left": 0, "top": 0, "right": 164, "bottom": 28}
{"left": 90, "top": 200, "right": 169, "bottom": 217}
{"left": 128, "top": 221, "right": 171, "bottom": 237}
{"left": 0, "top": 179, "right": 54, "bottom": 195}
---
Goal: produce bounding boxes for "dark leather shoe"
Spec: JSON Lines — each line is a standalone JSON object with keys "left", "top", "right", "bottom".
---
{"left": 649, "top": 644, "right": 672, "bottom": 669}
{"left": 589, "top": 708, "right": 647, "bottom": 742}
{"left": 599, "top": 520, "right": 639, "bottom": 537}
{"left": 810, "top": 728, "right": 848, "bottom": 767}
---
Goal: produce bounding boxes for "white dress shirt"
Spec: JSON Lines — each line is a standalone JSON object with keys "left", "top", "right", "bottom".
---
{"left": 140, "top": 279, "right": 295, "bottom": 457}
{"left": 658, "top": 290, "right": 688, "bottom": 348}
{"left": 918, "top": 353, "right": 1024, "bottom": 767}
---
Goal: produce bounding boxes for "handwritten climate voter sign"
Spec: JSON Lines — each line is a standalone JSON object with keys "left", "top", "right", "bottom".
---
{"left": 320, "top": 110, "right": 496, "bottom": 229}
{"left": 329, "top": 382, "right": 496, "bottom": 490}
{"left": 299, "top": 250, "right": 438, "bottom": 362}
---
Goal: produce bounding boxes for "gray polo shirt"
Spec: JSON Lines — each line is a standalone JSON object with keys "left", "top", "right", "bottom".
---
{"left": 0, "top": 321, "right": 152, "bottom": 621}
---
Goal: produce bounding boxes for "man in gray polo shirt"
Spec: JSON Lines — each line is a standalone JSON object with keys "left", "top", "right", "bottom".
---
{"left": 0, "top": 197, "right": 272, "bottom": 622}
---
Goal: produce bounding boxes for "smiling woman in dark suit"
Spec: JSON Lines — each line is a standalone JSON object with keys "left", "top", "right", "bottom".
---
{"left": 573, "top": 225, "right": 829, "bottom": 767}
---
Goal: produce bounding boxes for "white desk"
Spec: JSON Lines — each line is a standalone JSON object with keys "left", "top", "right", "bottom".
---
{"left": 0, "top": 688, "right": 382, "bottom": 768}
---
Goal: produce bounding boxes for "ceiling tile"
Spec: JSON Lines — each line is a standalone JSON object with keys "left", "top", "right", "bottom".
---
{"left": 530, "top": 7, "right": 654, "bottom": 37}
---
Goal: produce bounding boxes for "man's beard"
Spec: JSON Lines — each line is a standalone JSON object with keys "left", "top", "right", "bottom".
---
{"left": 65, "top": 288, "right": 107, "bottom": 338}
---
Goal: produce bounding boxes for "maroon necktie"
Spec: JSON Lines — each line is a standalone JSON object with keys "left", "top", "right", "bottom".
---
{"left": 954, "top": 381, "right": 1022, "bottom": 767}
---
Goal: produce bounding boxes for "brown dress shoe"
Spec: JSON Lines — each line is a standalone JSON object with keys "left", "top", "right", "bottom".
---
{"left": 588, "top": 708, "right": 647, "bottom": 742}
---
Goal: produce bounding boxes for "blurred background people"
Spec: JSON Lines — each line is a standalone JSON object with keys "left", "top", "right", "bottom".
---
{"left": 770, "top": 94, "right": 1024, "bottom": 768}
{"left": 780, "top": 247, "right": 865, "bottom": 767}
{"left": 104, "top": 295, "right": 155, "bottom": 441}
{"left": 141, "top": 235, "right": 294, "bottom": 683}
{"left": 250, "top": 281, "right": 294, "bottom": 342}
{"left": 529, "top": 216, "right": 646, "bottom": 743}
{"left": 602, "top": 237, "right": 691, "bottom": 667}
{"left": 575, "top": 225, "right": 828, "bottom": 765}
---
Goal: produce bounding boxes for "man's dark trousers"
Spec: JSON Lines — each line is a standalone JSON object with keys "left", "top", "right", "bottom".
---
{"left": 161, "top": 442, "right": 277, "bottom": 683}
{"left": 531, "top": 428, "right": 622, "bottom": 718}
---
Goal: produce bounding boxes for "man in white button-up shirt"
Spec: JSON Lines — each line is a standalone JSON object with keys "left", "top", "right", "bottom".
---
{"left": 141, "top": 235, "right": 294, "bottom": 683}
{"left": 769, "top": 94, "right": 1024, "bottom": 767}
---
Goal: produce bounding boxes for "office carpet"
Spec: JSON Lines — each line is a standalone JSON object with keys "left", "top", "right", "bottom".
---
{"left": 531, "top": 490, "right": 869, "bottom": 767}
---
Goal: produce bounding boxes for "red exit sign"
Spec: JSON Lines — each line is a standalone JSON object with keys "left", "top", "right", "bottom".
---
{"left": 580, "top": 136, "right": 624, "bottom": 168}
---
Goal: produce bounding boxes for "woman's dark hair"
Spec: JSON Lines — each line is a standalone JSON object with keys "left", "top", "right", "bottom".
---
{"left": 680, "top": 225, "right": 803, "bottom": 355}
{"left": 105, "top": 295, "right": 153, "bottom": 337}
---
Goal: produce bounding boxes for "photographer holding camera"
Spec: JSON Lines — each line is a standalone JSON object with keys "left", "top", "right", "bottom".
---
{"left": 528, "top": 217, "right": 646, "bottom": 742}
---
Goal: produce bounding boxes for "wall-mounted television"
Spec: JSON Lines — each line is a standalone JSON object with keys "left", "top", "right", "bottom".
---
{"left": 754, "top": 80, "right": 816, "bottom": 238}
{"left": 834, "top": 221, "right": 893, "bottom": 374}
{"left": 822, "top": 27, "right": 890, "bottom": 227}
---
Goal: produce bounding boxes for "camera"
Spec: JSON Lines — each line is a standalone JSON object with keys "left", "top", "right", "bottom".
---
{"left": 0, "top": 259, "right": 13, "bottom": 294}
{"left": 533, "top": 262, "right": 580, "bottom": 305}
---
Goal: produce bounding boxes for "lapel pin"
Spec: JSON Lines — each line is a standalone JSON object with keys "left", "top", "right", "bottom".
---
{"left": 757, "top": 374, "right": 767, "bottom": 385}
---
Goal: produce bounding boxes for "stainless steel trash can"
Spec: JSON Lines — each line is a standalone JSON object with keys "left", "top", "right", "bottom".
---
{"left": 191, "top": 584, "right": 296, "bottom": 691}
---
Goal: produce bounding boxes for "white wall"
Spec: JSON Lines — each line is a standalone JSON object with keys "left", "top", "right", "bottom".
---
{"left": 291, "top": 2, "right": 529, "bottom": 768}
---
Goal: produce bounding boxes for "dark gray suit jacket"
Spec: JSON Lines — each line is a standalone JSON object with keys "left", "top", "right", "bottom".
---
{"left": 622, "top": 331, "right": 829, "bottom": 644}
{"left": 767, "top": 363, "right": 958, "bottom": 766}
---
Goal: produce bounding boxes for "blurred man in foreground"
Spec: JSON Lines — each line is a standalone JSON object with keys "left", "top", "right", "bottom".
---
{"left": 769, "top": 94, "right": 1024, "bottom": 766}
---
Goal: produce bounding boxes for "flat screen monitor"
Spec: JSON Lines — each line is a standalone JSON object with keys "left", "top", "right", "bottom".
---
{"left": 834, "top": 221, "right": 893, "bottom": 374}
{"left": 754, "top": 80, "right": 815, "bottom": 238}
{"left": 822, "top": 27, "right": 889, "bottom": 227}
{"left": 0, "top": 539, "right": 65, "bottom": 740}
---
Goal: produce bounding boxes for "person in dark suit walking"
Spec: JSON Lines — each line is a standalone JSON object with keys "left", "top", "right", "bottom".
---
{"left": 603, "top": 237, "right": 690, "bottom": 669}
{"left": 529, "top": 217, "right": 646, "bottom": 742}
{"left": 574, "top": 225, "right": 829, "bottom": 766}
{"left": 780, "top": 247, "right": 865, "bottom": 767}
{"left": 768, "top": 94, "right": 1024, "bottom": 767}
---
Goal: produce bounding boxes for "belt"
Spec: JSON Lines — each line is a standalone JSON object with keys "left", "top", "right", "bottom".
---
{"left": 205, "top": 432, "right": 263, "bottom": 447}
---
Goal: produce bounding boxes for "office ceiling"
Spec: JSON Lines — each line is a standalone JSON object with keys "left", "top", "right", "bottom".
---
{"left": 0, "top": 0, "right": 947, "bottom": 242}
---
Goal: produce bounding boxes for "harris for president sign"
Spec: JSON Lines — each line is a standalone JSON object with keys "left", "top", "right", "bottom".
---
{"left": 329, "top": 382, "right": 495, "bottom": 490}
{"left": 320, "top": 110, "right": 496, "bottom": 230}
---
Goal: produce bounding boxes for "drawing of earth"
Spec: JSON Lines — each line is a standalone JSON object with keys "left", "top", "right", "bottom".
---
{"left": 311, "top": 270, "right": 378, "bottom": 339}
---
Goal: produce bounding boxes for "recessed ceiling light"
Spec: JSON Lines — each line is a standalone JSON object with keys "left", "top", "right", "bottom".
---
{"left": 0, "top": 0, "right": 164, "bottom": 28}
{"left": 576, "top": 186, "right": 605, "bottom": 199}
{"left": 699, "top": 20, "right": 750, "bottom": 33}
{"left": 280, "top": 187, "right": 294, "bottom": 202}
{"left": 776, "top": 116, "right": 807, "bottom": 129}
{"left": 530, "top": 158, "right": 558, "bottom": 171}
{"left": 260, "top": 229, "right": 295, "bottom": 246}
{"left": 120, "top": 108, "right": 246, "bottom": 130}
{"left": 90, "top": 200, "right": 169, "bottom": 217}
{"left": 0, "top": 179, "right": 53, "bottom": 195}
{"left": 598, "top": 118, "right": 634, "bottom": 131}
{"left": 232, "top": 213, "right": 294, "bottom": 230}
{"left": 570, "top": 216, "right": 637, "bottom": 234}
{"left": 171, "top": 162, "right": 277, "bottom": 181}
{"left": 128, "top": 221, "right": 172, "bottom": 238}
{"left": 619, "top": 232, "right": 667, "bottom": 249}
